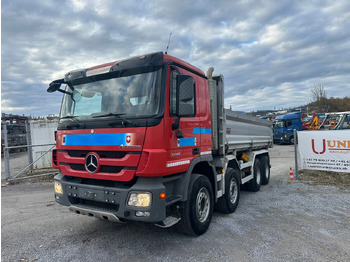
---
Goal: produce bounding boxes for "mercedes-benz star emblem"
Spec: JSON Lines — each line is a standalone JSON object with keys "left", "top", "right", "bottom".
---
{"left": 85, "top": 153, "right": 99, "bottom": 173}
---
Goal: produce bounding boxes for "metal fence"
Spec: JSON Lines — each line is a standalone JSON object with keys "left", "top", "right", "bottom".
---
{"left": 2, "top": 144, "right": 57, "bottom": 181}
{"left": 1, "top": 123, "right": 57, "bottom": 182}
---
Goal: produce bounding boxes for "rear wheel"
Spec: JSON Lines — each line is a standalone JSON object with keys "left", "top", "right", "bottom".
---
{"left": 215, "top": 167, "right": 240, "bottom": 214}
{"left": 260, "top": 155, "right": 270, "bottom": 185}
{"left": 246, "top": 159, "right": 262, "bottom": 192}
{"left": 177, "top": 174, "right": 214, "bottom": 236}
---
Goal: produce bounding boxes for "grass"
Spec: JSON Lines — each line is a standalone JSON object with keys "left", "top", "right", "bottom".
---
{"left": 298, "top": 169, "right": 350, "bottom": 189}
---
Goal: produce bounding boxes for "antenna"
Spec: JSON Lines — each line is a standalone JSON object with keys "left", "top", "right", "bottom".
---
{"left": 165, "top": 32, "right": 172, "bottom": 54}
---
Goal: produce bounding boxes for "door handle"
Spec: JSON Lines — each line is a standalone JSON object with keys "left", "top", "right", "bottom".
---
{"left": 193, "top": 148, "right": 200, "bottom": 155}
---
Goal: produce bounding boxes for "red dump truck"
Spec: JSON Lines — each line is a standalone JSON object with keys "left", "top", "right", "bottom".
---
{"left": 48, "top": 52, "right": 273, "bottom": 235}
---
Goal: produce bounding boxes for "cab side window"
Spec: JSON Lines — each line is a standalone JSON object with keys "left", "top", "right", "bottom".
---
{"left": 170, "top": 71, "right": 177, "bottom": 116}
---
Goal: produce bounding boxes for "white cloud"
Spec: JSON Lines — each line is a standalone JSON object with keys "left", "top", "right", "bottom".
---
{"left": 2, "top": 0, "right": 350, "bottom": 116}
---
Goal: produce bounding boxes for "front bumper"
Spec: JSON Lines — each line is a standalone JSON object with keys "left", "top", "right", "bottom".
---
{"left": 54, "top": 172, "right": 167, "bottom": 223}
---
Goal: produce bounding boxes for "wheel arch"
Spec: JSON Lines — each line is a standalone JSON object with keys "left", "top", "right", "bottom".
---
{"left": 180, "top": 156, "right": 215, "bottom": 202}
{"left": 257, "top": 151, "right": 270, "bottom": 167}
{"left": 227, "top": 158, "right": 241, "bottom": 184}
{"left": 192, "top": 161, "right": 215, "bottom": 190}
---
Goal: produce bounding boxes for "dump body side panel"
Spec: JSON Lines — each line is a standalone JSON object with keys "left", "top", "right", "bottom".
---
{"left": 225, "top": 110, "right": 273, "bottom": 152}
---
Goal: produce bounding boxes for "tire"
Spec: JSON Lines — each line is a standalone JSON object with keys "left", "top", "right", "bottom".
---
{"left": 215, "top": 167, "right": 240, "bottom": 214}
{"left": 260, "top": 155, "right": 270, "bottom": 185}
{"left": 289, "top": 136, "right": 294, "bottom": 145}
{"left": 177, "top": 174, "right": 214, "bottom": 236}
{"left": 246, "top": 158, "right": 262, "bottom": 192}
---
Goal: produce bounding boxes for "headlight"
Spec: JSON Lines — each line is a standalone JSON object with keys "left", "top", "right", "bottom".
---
{"left": 54, "top": 181, "right": 63, "bottom": 195}
{"left": 127, "top": 192, "right": 152, "bottom": 207}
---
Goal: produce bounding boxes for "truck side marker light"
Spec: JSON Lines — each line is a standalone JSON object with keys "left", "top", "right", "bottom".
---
{"left": 166, "top": 160, "right": 190, "bottom": 168}
{"left": 159, "top": 193, "right": 166, "bottom": 199}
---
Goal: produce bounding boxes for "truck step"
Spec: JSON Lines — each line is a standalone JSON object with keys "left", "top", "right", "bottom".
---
{"left": 217, "top": 190, "right": 223, "bottom": 198}
{"left": 155, "top": 216, "right": 181, "bottom": 228}
{"left": 240, "top": 161, "right": 253, "bottom": 170}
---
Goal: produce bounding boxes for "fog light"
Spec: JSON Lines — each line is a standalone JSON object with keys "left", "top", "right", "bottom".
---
{"left": 127, "top": 192, "right": 152, "bottom": 207}
{"left": 135, "top": 211, "right": 150, "bottom": 217}
{"left": 54, "top": 181, "right": 63, "bottom": 195}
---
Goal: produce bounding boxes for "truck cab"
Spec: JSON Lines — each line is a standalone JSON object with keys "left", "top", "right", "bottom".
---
{"left": 273, "top": 112, "right": 302, "bottom": 144}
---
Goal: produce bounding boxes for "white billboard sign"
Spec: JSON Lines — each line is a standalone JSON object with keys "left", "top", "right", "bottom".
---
{"left": 298, "top": 130, "right": 350, "bottom": 173}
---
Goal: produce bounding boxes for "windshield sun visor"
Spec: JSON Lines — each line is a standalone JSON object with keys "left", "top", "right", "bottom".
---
{"left": 109, "top": 52, "right": 163, "bottom": 72}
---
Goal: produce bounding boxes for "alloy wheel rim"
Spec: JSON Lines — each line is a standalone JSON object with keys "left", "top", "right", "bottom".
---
{"left": 229, "top": 178, "right": 238, "bottom": 204}
{"left": 196, "top": 187, "right": 210, "bottom": 222}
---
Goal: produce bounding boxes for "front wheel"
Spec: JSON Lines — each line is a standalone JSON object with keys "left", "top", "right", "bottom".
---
{"left": 289, "top": 136, "right": 294, "bottom": 145}
{"left": 177, "top": 174, "right": 214, "bottom": 236}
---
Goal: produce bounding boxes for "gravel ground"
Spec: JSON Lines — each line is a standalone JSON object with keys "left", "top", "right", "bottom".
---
{"left": 1, "top": 145, "right": 350, "bottom": 262}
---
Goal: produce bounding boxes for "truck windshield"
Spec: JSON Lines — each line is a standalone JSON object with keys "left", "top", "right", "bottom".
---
{"left": 59, "top": 68, "right": 162, "bottom": 121}
{"left": 274, "top": 120, "right": 285, "bottom": 128}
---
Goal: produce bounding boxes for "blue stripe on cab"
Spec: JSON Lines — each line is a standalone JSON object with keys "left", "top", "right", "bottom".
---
{"left": 178, "top": 138, "right": 196, "bottom": 147}
{"left": 192, "top": 128, "right": 212, "bottom": 134}
{"left": 64, "top": 133, "right": 127, "bottom": 146}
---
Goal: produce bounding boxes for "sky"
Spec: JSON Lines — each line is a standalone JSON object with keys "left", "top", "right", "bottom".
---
{"left": 1, "top": 0, "right": 350, "bottom": 117}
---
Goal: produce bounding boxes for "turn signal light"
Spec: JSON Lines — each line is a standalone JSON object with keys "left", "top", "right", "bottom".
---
{"left": 159, "top": 193, "right": 166, "bottom": 199}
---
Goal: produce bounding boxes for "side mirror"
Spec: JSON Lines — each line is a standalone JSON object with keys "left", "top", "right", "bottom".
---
{"left": 47, "top": 79, "right": 64, "bottom": 93}
{"left": 176, "top": 75, "right": 195, "bottom": 117}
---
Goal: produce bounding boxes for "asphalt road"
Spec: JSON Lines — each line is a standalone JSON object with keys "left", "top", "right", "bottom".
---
{"left": 2, "top": 145, "right": 350, "bottom": 262}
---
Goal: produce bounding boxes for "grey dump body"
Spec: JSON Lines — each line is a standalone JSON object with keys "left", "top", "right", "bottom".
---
{"left": 208, "top": 75, "right": 273, "bottom": 156}
{"left": 224, "top": 110, "right": 273, "bottom": 153}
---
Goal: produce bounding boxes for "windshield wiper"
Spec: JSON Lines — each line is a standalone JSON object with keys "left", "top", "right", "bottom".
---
{"left": 92, "top": 113, "right": 134, "bottom": 127}
{"left": 92, "top": 113, "right": 126, "bottom": 118}
{"left": 60, "top": 115, "right": 85, "bottom": 128}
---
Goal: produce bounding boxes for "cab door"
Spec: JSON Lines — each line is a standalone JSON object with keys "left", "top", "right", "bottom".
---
{"left": 164, "top": 67, "right": 201, "bottom": 173}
